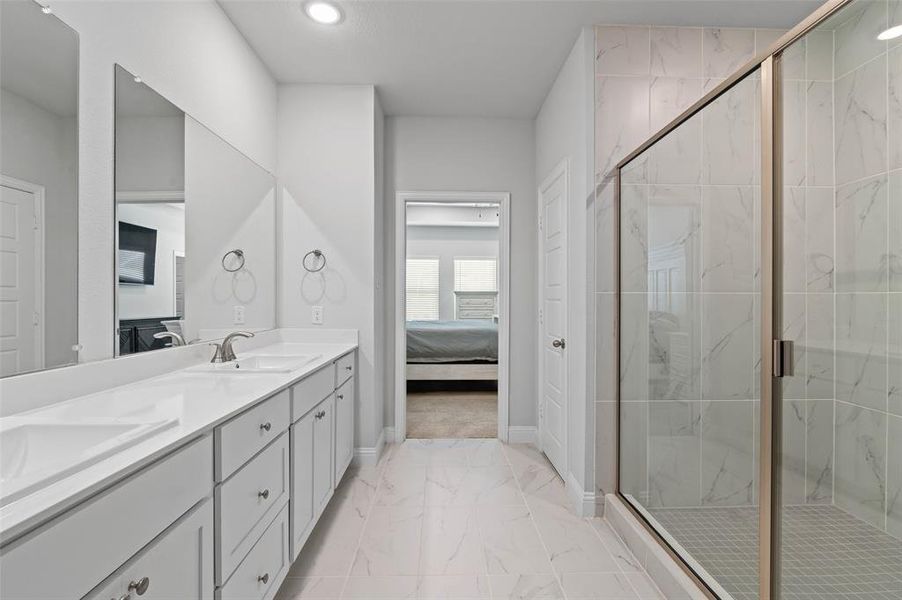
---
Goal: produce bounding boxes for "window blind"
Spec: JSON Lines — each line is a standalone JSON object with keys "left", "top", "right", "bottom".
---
{"left": 454, "top": 258, "right": 497, "bottom": 292}
{"left": 406, "top": 258, "right": 440, "bottom": 320}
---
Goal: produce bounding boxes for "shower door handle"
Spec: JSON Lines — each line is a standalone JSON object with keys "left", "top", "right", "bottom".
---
{"left": 773, "top": 340, "right": 794, "bottom": 378}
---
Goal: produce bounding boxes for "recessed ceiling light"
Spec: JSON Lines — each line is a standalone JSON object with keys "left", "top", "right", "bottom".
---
{"left": 304, "top": 1, "right": 342, "bottom": 25}
{"left": 878, "top": 24, "right": 902, "bottom": 40}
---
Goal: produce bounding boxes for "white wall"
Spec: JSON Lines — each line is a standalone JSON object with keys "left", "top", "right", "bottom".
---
{"left": 184, "top": 117, "right": 276, "bottom": 341}
{"left": 406, "top": 225, "right": 499, "bottom": 321}
{"left": 277, "top": 84, "right": 384, "bottom": 449}
{"left": 384, "top": 116, "right": 536, "bottom": 428}
{"left": 49, "top": 0, "right": 278, "bottom": 363}
{"left": 0, "top": 88, "right": 78, "bottom": 369}
{"left": 535, "top": 28, "right": 596, "bottom": 496}
{"left": 117, "top": 203, "right": 184, "bottom": 320}
{"left": 115, "top": 116, "right": 185, "bottom": 193}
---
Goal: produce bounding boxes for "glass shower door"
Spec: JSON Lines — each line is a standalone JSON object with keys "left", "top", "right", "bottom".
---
{"left": 618, "top": 66, "right": 763, "bottom": 600}
{"left": 777, "top": 1, "right": 902, "bottom": 597}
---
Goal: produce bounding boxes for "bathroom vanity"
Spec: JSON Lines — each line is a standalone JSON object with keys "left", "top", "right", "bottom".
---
{"left": 0, "top": 342, "right": 357, "bottom": 600}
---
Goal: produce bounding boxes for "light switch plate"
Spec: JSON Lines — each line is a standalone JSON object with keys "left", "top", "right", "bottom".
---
{"left": 233, "top": 305, "right": 245, "bottom": 325}
{"left": 312, "top": 305, "right": 324, "bottom": 325}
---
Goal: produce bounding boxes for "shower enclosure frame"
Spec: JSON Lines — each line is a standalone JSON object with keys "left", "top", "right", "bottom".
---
{"left": 611, "top": 1, "right": 855, "bottom": 598}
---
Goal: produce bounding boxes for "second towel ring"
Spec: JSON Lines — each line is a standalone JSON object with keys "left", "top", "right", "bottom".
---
{"left": 302, "top": 249, "right": 327, "bottom": 273}
{"left": 222, "top": 249, "right": 245, "bottom": 272}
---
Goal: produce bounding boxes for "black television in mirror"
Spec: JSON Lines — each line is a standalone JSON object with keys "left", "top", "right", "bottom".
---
{"left": 118, "top": 221, "right": 157, "bottom": 285}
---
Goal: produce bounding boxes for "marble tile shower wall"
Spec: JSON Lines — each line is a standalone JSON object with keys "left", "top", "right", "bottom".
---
{"left": 594, "top": 24, "right": 783, "bottom": 506}
{"left": 817, "top": 0, "right": 901, "bottom": 538}
{"left": 595, "top": 1, "right": 902, "bottom": 539}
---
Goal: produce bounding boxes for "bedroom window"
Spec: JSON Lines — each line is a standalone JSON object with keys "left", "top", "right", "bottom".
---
{"left": 453, "top": 258, "right": 497, "bottom": 292}
{"left": 406, "top": 257, "right": 440, "bottom": 320}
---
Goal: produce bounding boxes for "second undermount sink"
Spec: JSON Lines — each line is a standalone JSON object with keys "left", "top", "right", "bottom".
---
{"left": 0, "top": 419, "right": 178, "bottom": 506}
{"left": 190, "top": 354, "right": 321, "bottom": 374}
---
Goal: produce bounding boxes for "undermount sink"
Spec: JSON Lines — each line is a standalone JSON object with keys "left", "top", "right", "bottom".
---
{"left": 0, "top": 419, "right": 177, "bottom": 506}
{"left": 189, "top": 354, "right": 321, "bottom": 374}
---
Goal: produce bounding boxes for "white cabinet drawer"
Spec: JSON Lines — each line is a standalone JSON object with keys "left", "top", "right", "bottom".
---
{"left": 290, "top": 365, "right": 333, "bottom": 423}
{"left": 216, "top": 505, "right": 290, "bottom": 600}
{"left": 0, "top": 435, "right": 212, "bottom": 600}
{"left": 335, "top": 352, "right": 355, "bottom": 386}
{"left": 216, "top": 433, "right": 289, "bottom": 584}
{"left": 289, "top": 410, "right": 314, "bottom": 560}
{"left": 334, "top": 376, "right": 354, "bottom": 485}
{"left": 215, "top": 390, "right": 290, "bottom": 481}
{"left": 85, "top": 499, "right": 214, "bottom": 600}
{"left": 458, "top": 297, "right": 495, "bottom": 307}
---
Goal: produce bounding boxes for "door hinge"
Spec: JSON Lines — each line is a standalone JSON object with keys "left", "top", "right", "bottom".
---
{"left": 773, "top": 339, "right": 794, "bottom": 378}
{"left": 32, "top": 311, "right": 39, "bottom": 326}
{"left": 538, "top": 216, "right": 543, "bottom": 231}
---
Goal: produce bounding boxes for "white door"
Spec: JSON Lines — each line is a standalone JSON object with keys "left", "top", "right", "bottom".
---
{"left": 0, "top": 180, "right": 42, "bottom": 377}
{"left": 538, "top": 163, "right": 568, "bottom": 477}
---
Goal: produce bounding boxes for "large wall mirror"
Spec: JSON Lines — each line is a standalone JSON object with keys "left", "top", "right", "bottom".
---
{"left": 115, "top": 65, "right": 276, "bottom": 356}
{"left": 0, "top": 0, "right": 79, "bottom": 377}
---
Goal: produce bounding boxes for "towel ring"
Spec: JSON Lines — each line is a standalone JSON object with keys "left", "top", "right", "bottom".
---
{"left": 302, "top": 249, "right": 327, "bottom": 273}
{"left": 221, "top": 249, "right": 245, "bottom": 272}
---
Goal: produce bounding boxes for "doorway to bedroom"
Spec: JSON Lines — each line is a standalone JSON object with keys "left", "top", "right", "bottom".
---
{"left": 395, "top": 192, "right": 510, "bottom": 441}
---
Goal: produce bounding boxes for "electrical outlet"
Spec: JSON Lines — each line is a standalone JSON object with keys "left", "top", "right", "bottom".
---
{"left": 233, "top": 305, "right": 246, "bottom": 325}
{"left": 312, "top": 305, "right": 324, "bottom": 325}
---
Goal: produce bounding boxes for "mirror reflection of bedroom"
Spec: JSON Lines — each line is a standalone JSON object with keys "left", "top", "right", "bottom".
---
{"left": 405, "top": 201, "right": 500, "bottom": 439}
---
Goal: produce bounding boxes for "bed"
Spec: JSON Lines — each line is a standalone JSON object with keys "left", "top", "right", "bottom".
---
{"left": 406, "top": 319, "right": 498, "bottom": 380}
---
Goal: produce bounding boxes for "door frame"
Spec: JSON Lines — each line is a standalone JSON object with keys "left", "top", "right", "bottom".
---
{"left": 536, "top": 159, "right": 568, "bottom": 475}
{"left": 1, "top": 175, "right": 46, "bottom": 370}
{"left": 394, "top": 190, "right": 511, "bottom": 443}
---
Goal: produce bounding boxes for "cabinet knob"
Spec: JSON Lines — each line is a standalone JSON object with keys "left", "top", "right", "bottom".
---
{"left": 337, "top": 394, "right": 344, "bottom": 400}
{"left": 345, "top": 365, "right": 352, "bottom": 371}
{"left": 258, "top": 573, "right": 270, "bottom": 584}
{"left": 258, "top": 489, "right": 270, "bottom": 500}
{"left": 128, "top": 577, "right": 150, "bottom": 596}
{"left": 260, "top": 422, "right": 272, "bottom": 432}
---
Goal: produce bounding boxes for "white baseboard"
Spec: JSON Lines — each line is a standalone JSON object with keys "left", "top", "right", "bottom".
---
{"left": 566, "top": 471, "right": 599, "bottom": 517}
{"left": 385, "top": 426, "right": 398, "bottom": 444}
{"left": 353, "top": 427, "right": 388, "bottom": 467}
{"left": 507, "top": 426, "right": 537, "bottom": 446}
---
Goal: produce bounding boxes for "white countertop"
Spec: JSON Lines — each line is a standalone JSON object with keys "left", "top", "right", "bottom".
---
{"left": 0, "top": 340, "right": 356, "bottom": 543}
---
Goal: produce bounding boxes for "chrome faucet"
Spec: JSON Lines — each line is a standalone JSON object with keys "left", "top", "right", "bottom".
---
{"left": 210, "top": 331, "right": 255, "bottom": 363}
{"left": 153, "top": 331, "right": 186, "bottom": 347}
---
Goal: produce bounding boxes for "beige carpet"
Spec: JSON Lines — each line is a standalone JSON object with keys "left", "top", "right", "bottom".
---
{"left": 406, "top": 391, "right": 497, "bottom": 439}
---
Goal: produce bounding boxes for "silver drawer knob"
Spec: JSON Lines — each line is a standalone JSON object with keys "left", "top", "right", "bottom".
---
{"left": 128, "top": 577, "right": 150, "bottom": 595}
{"left": 258, "top": 573, "right": 269, "bottom": 584}
{"left": 260, "top": 422, "right": 272, "bottom": 432}
{"left": 337, "top": 394, "right": 344, "bottom": 400}
{"left": 345, "top": 365, "right": 352, "bottom": 371}
{"left": 258, "top": 489, "right": 270, "bottom": 500}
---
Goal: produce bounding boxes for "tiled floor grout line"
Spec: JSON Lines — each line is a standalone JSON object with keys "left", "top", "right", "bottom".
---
{"left": 502, "top": 442, "right": 572, "bottom": 600}
{"left": 591, "top": 513, "right": 664, "bottom": 599}
{"left": 338, "top": 447, "right": 390, "bottom": 598}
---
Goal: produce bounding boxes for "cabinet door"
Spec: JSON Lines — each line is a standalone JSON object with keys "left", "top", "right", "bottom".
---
{"left": 334, "top": 376, "right": 354, "bottom": 484}
{"left": 290, "top": 411, "right": 315, "bottom": 560}
{"left": 85, "top": 499, "right": 214, "bottom": 600}
{"left": 312, "top": 396, "right": 334, "bottom": 514}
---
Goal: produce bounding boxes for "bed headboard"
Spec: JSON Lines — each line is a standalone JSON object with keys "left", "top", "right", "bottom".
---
{"left": 454, "top": 291, "right": 497, "bottom": 319}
